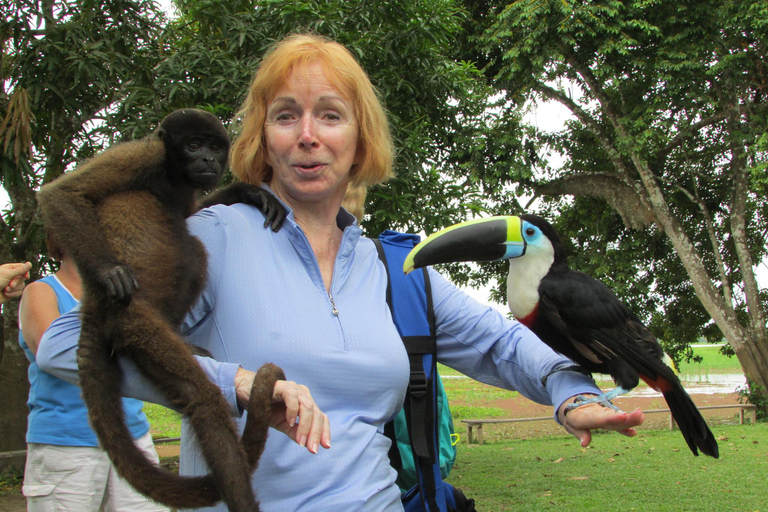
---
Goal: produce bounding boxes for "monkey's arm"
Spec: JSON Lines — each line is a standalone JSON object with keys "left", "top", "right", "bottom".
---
{"left": 198, "top": 183, "right": 286, "bottom": 231}
{"left": 37, "top": 140, "right": 165, "bottom": 301}
{"left": 36, "top": 307, "right": 243, "bottom": 415}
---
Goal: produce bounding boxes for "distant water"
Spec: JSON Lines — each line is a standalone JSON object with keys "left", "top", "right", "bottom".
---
{"left": 595, "top": 373, "right": 747, "bottom": 396}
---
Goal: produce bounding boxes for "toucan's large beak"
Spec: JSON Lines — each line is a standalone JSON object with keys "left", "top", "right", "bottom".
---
{"left": 404, "top": 216, "right": 526, "bottom": 274}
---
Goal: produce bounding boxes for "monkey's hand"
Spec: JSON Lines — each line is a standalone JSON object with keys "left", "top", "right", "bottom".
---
{"left": 199, "top": 183, "right": 286, "bottom": 232}
{"left": 243, "top": 186, "right": 286, "bottom": 232}
{"left": 99, "top": 264, "right": 139, "bottom": 306}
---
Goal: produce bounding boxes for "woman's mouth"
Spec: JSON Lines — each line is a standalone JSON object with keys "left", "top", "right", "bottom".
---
{"left": 294, "top": 162, "right": 326, "bottom": 173}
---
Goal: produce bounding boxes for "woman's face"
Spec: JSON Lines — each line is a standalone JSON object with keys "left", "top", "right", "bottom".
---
{"left": 264, "top": 62, "right": 360, "bottom": 210}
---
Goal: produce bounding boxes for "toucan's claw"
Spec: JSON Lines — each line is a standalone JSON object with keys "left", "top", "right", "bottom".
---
{"left": 565, "top": 387, "right": 629, "bottom": 414}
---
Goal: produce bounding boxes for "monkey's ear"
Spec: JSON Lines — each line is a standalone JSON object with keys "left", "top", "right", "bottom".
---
{"left": 156, "top": 127, "right": 167, "bottom": 140}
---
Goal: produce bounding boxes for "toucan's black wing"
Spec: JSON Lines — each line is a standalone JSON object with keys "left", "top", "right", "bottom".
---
{"left": 537, "top": 269, "right": 666, "bottom": 389}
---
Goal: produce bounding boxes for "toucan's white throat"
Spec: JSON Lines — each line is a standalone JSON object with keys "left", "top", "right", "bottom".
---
{"left": 506, "top": 240, "right": 555, "bottom": 319}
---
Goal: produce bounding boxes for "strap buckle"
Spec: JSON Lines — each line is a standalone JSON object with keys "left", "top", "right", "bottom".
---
{"left": 409, "top": 370, "right": 428, "bottom": 398}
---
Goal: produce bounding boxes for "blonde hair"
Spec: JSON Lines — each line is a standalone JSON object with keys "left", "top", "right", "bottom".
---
{"left": 231, "top": 34, "right": 394, "bottom": 188}
{"left": 341, "top": 184, "right": 367, "bottom": 223}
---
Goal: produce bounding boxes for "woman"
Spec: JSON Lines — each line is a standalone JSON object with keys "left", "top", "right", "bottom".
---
{"left": 38, "top": 34, "right": 643, "bottom": 511}
{"left": 19, "top": 236, "right": 169, "bottom": 512}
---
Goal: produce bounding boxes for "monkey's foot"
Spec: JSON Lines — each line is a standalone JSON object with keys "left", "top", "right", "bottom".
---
{"left": 565, "top": 387, "right": 629, "bottom": 414}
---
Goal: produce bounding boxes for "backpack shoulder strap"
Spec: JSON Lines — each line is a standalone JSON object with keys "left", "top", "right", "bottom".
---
{"left": 375, "top": 231, "right": 443, "bottom": 512}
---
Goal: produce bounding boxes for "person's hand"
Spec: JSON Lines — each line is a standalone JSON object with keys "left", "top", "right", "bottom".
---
{"left": 558, "top": 394, "right": 645, "bottom": 448}
{"left": 236, "top": 368, "right": 331, "bottom": 455}
{"left": 0, "top": 261, "right": 32, "bottom": 304}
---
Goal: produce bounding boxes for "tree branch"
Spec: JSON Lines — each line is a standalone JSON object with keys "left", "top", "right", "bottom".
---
{"left": 556, "top": 42, "right": 747, "bottom": 344}
{"left": 536, "top": 173, "right": 656, "bottom": 229}
{"left": 727, "top": 109, "right": 768, "bottom": 345}
{"left": 532, "top": 81, "right": 636, "bottom": 183}
{"left": 654, "top": 112, "right": 730, "bottom": 164}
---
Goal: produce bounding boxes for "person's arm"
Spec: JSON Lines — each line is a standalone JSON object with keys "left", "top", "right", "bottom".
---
{"left": 0, "top": 261, "right": 32, "bottom": 304}
{"left": 35, "top": 307, "right": 242, "bottom": 412}
{"left": 19, "top": 279, "right": 61, "bottom": 355}
{"left": 430, "top": 268, "right": 643, "bottom": 445}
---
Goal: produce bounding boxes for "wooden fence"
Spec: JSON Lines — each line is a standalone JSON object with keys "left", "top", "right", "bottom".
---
{"left": 461, "top": 403, "right": 757, "bottom": 445}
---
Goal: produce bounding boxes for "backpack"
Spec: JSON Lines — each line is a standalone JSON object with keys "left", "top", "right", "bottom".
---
{"left": 374, "top": 231, "right": 476, "bottom": 512}
{"left": 392, "top": 373, "right": 458, "bottom": 491}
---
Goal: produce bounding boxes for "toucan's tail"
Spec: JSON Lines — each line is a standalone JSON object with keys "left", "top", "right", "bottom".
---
{"left": 663, "top": 385, "right": 719, "bottom": 458}
{"left": 643, "top": 371, "right": 720, "bottom": 458}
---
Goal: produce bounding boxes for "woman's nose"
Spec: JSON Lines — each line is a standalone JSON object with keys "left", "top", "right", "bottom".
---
{"left": 299, "top": 115, "right": 319, "bottom": 147}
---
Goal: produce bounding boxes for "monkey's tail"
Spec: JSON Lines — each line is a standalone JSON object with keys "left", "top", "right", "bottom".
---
{"left": 242, "top": 363, "right": 286, "bottom": 468}
{"left": 77, "top": 321, "right": 220, "bottom": 508}
{"left": 78, "top": 316, "right": 285, "bottom": 510}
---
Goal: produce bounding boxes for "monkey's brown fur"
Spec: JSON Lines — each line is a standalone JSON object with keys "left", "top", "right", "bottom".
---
{"left": 38, "top": 110, "right": 283, "bottom": 511}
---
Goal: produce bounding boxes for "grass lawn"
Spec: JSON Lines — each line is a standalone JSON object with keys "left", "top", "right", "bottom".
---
{"left": 446, "top": 424, "right": 768, "bottom": 511}
{"left": 676, "top": 345, "right": 744, "bottom": 376}
{"left": 144, "top": 402, "right": 183, "bottom": 438}
{"left": 437, "top": 344, "right": 762, "bottom": 511}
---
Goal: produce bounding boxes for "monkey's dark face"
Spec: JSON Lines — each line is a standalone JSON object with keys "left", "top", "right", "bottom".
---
{"left": 178, "top": 135, "right": 229, "bottom": 189}
{"left": 158, "top": 109, "right": 231, "bottom": 191}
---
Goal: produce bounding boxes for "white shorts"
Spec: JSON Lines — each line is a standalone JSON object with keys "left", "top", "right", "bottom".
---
{"left": 22, "top": 432, "right": 171, "bottom": 512}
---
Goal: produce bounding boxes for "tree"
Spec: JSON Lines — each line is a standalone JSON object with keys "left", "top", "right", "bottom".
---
{"left": 0, "top": 0, "right": 164, "bottom": 451}
{"left": 483, "top": 0, "right": 768, "bottom": 413}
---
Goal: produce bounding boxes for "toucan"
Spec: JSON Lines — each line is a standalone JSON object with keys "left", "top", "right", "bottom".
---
{"left": 405, "top": 214, "right": 719, "bottom": 458}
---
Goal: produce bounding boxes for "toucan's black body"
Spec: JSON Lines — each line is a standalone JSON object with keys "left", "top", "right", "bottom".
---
{"left": 406, "top": 214, "right": 719, "bottom": 458}
{"left": 528, "top": 249, "right": 719, "bottom": 459}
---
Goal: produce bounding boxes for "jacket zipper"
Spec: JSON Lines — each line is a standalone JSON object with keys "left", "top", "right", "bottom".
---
{"left": 328, "top": 292, "right": 339, "bottom": 316}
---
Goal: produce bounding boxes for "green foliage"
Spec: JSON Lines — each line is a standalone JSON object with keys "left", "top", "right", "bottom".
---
{"left": 132, "top": 0, "right": 501, "bottom": 236}
{"left": 737, "top": 381, "right": 768, "bottom": 421}
{"left": 0, "top": 465, "right": 23, "bottom": 498}
{"left": 1, "top": 0, "right": 165, "bottom": 269}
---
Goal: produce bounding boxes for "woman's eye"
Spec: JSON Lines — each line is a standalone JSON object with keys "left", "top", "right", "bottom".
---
{"left": 275, "top": 112, "right": 295, "bottom": 122}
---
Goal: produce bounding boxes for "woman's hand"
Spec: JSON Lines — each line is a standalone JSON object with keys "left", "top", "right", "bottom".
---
{"left": 0, "top": 261, "right": 32, "bottom": 304}
{"left": 236, "top": 368, "right": 331, "bottom": 455}
{"left": 558, "top": 394, "right": 645, "bottom": 448}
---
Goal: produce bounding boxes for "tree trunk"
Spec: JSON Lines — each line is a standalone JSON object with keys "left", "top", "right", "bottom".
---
{"left": 0, "top": 306, "right": 29, "bottom": 452}
{"left": 731, "top": 333, "right": 768, "bottom": 418}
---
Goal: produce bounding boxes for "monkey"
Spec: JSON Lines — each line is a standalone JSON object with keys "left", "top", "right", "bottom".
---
{"left": 37, "top": 109, "right": 285, "bottom": 511}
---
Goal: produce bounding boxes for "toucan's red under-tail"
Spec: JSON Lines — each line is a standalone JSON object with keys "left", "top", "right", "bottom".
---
{"left": 641, "top": 372, "right": 719, "bottom": 458}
